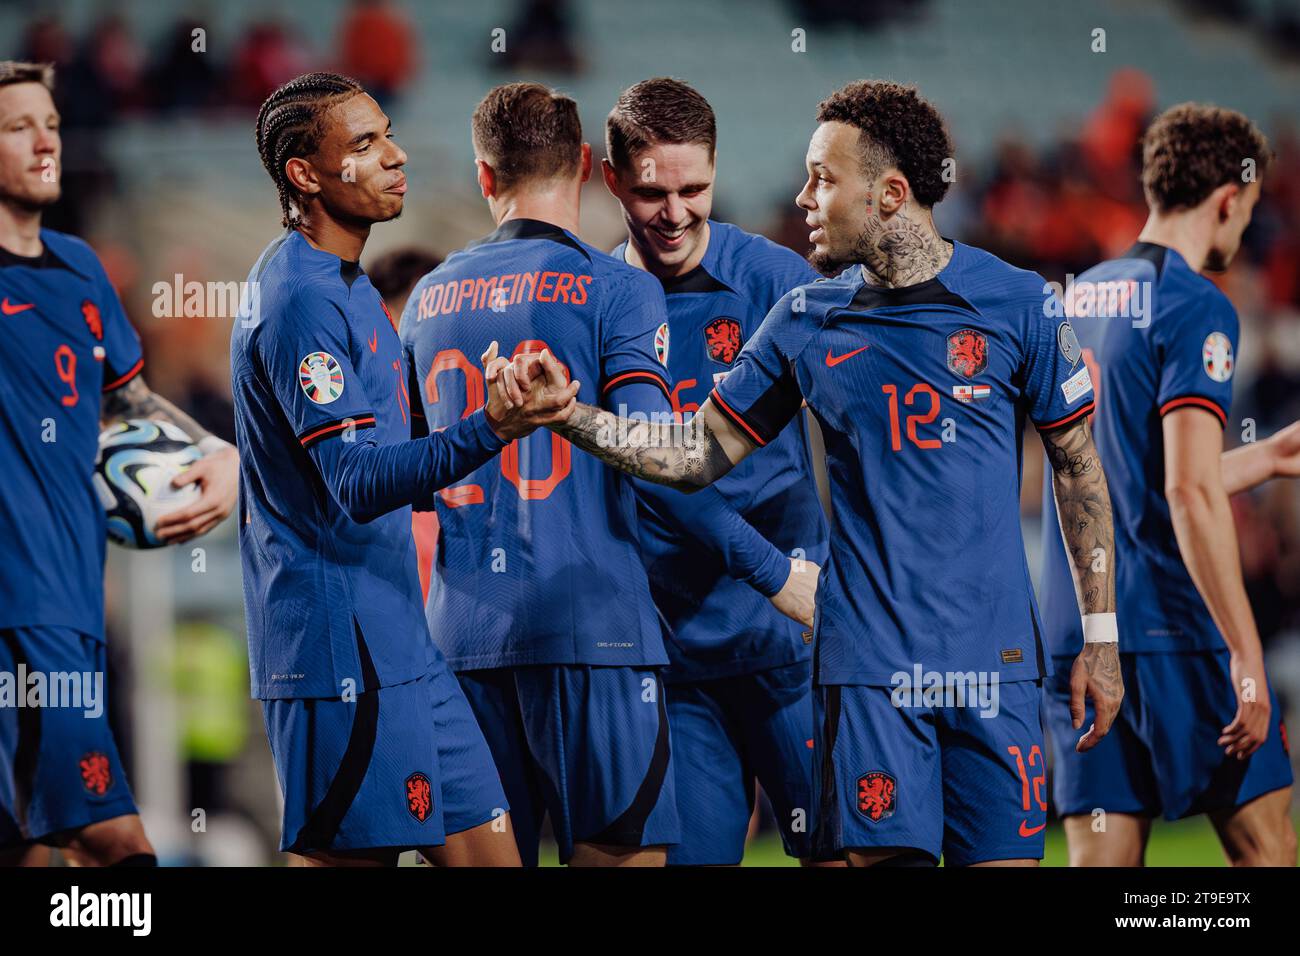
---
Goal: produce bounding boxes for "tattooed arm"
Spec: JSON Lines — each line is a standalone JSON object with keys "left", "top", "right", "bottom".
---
{"left": 1041, "top": 415, "right": 1115, "bottom": 616}
{"left": 102, "top": 376, "right": 239, "bottom": 543}
{"left": 500, "top": 349, "right": 758, "bottom": 492}
{"left": 102, "top": 375, "right": 218, "bottom": 442}
{"left": 554, "top": 398, "right": 751, "bottom": 491}
{"left": 1040, "top": 415, "right": 1123, "bottom": 752}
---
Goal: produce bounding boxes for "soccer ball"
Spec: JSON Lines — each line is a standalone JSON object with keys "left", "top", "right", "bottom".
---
{"left": 94, "top": 419, "right": 203, "bottom": 549}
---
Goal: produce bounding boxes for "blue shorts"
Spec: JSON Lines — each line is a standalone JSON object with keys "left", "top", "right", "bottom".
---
{"left": 1045, "top": 650, "right": 1293, "bottom": 821}
{"left": 0, "top": 626, "right": 137, "bottom": 848}
{"left": 457, "top": 665, "right": 679, "bottom": 866}
{"left": 812, "top": 679, "right": 1048, "bottom": 866}
{"left": 264, "top": 644, "right": 506, "bottom": 854}
{"left": 666, "top": 659, "right": 815, "bottom": 865}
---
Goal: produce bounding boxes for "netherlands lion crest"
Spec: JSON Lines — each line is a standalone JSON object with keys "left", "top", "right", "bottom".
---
{"left": 856, "top": 771, "right": 896, "bottom": 823}
{"left": 704, "top": 316, "right": 742, "bottom": 365}
{"left": 946, "top": 328, "right": 987, "bottom": 378}
{"left": 405, "top": 771, "right": 433, "bottom": 823}
{"left": 80, "top": 751, "right": 113, "bottom": 796}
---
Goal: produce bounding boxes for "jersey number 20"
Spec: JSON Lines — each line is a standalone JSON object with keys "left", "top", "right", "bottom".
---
{"left": 423, "top": 340, "right": 571, "bottom": 507}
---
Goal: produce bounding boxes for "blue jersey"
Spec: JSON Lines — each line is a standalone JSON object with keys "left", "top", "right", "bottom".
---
{"left": 400, "top": 218, "right": 671, "bottom": 670}
{"left": 1039, "top": 241, "right": 1239, "bottom": 656}
{"left": 0, "top": 231, "right": 143, "bottom": 638}
{"left": 713, "top": 241, "right": 1094, "bottom": 686}
{"left": 613, "top": 221, "right": 829, "bottom": 681}
{"left": 232, "top": 230, "right": 439, "bottom": 699}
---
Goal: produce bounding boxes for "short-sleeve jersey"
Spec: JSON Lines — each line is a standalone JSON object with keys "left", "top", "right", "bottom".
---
{"left": 400, "top": 218, "right": 671, "bottom": 670}
{"left": 713, "top": 241, "right": 1094, "bottom": 686}
{"left": 231, "top": 230, "right": 427, "bottom": 699}
{"left": 0, "top": 230, "right": 143, "bottom": 638}
{"left": 1039, "top": 241, "right": 1239, "bottom": 655}
{"left": 613, "top": 221, "right": 830, "bottom": 681}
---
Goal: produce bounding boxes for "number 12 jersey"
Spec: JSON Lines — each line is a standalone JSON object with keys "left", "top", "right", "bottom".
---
{"left": 712, "top": 241, "right": 1094, "bottom": 686}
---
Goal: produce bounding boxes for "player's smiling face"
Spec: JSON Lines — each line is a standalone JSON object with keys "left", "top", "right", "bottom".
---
{"left": 603, "top": 141, "right": 714, "bottom": 277}
{"left": 796, "top": 121, "right": 874, "bottom": 273}
{"left": 306, "top": 93, "right": 408, "bottom": 226}
{"left": 0, "top": 82, "right": 61, "bottom": 209}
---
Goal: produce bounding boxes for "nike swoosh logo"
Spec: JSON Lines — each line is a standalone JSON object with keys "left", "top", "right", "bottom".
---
{"left": 825, "top": 345, "right": 868, "bottom": 366}
{"left": 2, "top": 298, "right": 35, "bottom": 315}
{"left": 1019, "top": 820, "right": 1046, "bottom": 837}
{"left": 368, "top": 329, "right": 378, "bottom": 353}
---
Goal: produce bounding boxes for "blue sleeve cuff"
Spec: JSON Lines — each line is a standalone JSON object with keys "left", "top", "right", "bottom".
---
{"left": 458, "top": 408, "right": 510, "bottom": 455}
{"left": 748, "top": 539, "right": 792, "bottom": 598}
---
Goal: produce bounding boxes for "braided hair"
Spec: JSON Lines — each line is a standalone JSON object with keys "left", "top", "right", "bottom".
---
{"left": 255, "top": 72, "right": 364, "bottom": 228}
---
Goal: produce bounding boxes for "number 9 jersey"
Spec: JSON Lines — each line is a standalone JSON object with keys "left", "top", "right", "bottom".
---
{"left": 0, "top": 230, "right": 143, "bottom": 639}
{"left": 712, "top": 240, "right": 1094, "bottom": 686}
{"left": 400, "top": 218, "right": 672, "bottom": 671}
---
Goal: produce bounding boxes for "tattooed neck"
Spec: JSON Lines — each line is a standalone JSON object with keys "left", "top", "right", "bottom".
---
{"left": 856, "top": 206, "right": 952, "bottom": 288}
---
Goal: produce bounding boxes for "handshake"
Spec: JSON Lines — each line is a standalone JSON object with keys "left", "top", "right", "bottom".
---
{"left": 480, "top": 342, "right": 581, "bottom": 441}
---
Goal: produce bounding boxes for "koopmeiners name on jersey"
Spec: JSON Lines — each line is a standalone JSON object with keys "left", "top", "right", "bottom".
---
{"left": 416, "top": 271, "right": 593, "bottom": 319}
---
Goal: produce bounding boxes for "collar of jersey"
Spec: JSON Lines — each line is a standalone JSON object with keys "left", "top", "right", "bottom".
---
{"left": 0, "top": 230, "right": 90, "bottom": 278}
{"left": 470, "top": 217, "right": 591, "bottom": 261}
{"left": 620, "top": 219, "right": 736, "bottom": 296}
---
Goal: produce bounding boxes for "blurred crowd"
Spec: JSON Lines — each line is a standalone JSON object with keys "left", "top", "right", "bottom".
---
{"left": 15, "top": 1, "right": 419, "bottom": 120}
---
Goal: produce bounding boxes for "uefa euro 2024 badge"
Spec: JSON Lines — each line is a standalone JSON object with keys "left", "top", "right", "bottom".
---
{"left": 1202, "top": 332, "right": 1234, "bottom": 383}
{"left": 299, "top": 351, "right": 345, "bottom": 404}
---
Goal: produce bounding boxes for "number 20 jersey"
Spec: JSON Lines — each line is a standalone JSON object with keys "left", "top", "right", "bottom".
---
{"left": 712, "top": 241, "right": 1094, "bottom": 686}
{"left": 400, "top": 218, "right": 672, "bottom": 671}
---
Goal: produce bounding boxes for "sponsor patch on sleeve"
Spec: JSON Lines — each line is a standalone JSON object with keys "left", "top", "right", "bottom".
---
{"left": 1060, "top": 364, "right": 1094, "bottom": 405}
{"left": 1057, "top": 321, "right": 1082, "bottom": 366}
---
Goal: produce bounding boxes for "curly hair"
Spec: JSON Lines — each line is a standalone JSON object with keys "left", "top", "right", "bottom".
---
{"left": 816, "top": 80, "right": 953, "bottom": 208}
{"left": 605, "top": 77, "right": 716, "bottom": 172}
{"left": 471, "top": 83, "right": 582, "bottom": 192}
{"left": 255, "top": 72, "right": 364, "bottom": 228}
{"left": 1141, "top": 103, "right": 1271, "bottom": 212}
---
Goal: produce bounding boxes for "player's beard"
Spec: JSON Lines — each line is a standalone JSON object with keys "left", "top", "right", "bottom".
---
{"left": 1, "top": 185, "right": 60, "bottom": 213}
{"left": 808, "top": 223, "right": 874, "bottom": 277}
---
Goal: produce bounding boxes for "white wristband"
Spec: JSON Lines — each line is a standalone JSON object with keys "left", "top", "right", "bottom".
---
{"left": 198, "top": 436, "right": 232, "bottom": 456}
{"left": 1082, "top": 612, "right": 1118, "bottom": 644}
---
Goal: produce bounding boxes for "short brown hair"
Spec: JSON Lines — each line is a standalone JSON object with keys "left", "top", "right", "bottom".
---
{"left": 471, "top": 83, "right": 582, "bottom": 191}
{"left": 0, "top": 61, "right": 54, "bottom": 92}
{"left": 1141, "top": 103, "right": 1271, "bottom": 212}
{"left": 605, "top": 77, "right": 716, "bottom": 171}
{"left": 816, "top": 80, "right": 953, "bottom": 208}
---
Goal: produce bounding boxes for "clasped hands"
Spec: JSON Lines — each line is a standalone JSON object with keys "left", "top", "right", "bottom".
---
{"left": 481, "top": 342, "right": 579, "bottom": 441}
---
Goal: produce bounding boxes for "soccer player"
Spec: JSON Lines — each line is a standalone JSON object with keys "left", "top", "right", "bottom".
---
{"left": 403, "top": 82, "right": 739, "bottom": 867}
{"left": 1039, "top": 104, "right": 1297, "bottom": 867}
{"left": 600, "top": 78, "right": 831, "bottom": 866}
{"left": 0, "top": 61, "right": 239, "bottom": 867}
{"left": 503, "top": 80, "right": 1125, "bottom": 867}
{"left": 235, "top": 73, "right": 576, "bottom": 867}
